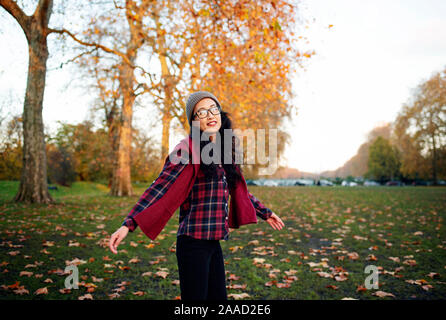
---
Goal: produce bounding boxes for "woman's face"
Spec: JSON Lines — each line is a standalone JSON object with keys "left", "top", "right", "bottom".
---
{"left": 192, "top": 98, "right": 222, "bottom": 134}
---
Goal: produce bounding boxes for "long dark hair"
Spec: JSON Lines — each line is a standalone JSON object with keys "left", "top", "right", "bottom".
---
{"left": 189, "top": 110, "right": 243, "bottom": 188}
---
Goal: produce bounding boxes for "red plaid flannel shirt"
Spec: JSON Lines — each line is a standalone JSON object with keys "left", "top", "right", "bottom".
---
{"left": 122, "top": 154, "right": 273, "bottom": 240}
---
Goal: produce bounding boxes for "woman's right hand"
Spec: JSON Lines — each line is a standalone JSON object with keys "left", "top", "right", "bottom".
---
{"left": 109, "top": 226, "right": 129, "bottom": 254}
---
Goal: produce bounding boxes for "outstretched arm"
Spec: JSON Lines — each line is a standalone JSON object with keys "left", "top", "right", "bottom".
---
{"left": 248, "top": 191, "right": 285, "bottom": 230}
{"left": 109, "top": 148, "right": 189, "bottom": 254}
{"left": 121, "top": 150, "right": 189, "bottom": 232}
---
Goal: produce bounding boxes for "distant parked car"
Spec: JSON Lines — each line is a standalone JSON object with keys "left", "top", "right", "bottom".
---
{"left": 364, "top": 180, "right": 380, "bottom": 186}
{"left": 278, "top": 179, "right": 297, "bottom": 186}
{"left": 385, "top": 181, "right": 404, "bottom": 186}
{"left": 319, "top": 179, "right": 333, "bottom": 186}
{"left": 295, "top": 179, "right": 314, "bottom": 186}
{"left": 342, "top": 180, "right": 358, "bottom": 186}
{"left": 263, "top": 180, "right": 279, "bottom": 187}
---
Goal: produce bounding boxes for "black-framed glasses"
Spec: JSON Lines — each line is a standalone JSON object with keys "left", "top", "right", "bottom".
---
{"left": 193, "top": 105, "right": 221, "bottom": 119}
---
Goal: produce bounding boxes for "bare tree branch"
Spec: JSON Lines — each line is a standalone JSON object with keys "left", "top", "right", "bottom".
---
{"left": 0, "top": 0, "right": 31, "bottom": 34}
{"left": 48, "top": 27, "right": 157, "bottom": 83}
{"left": 48, "top": 27, "right": 128, "bottom": 62}
{"left": 35, "top": 0, "right": 53, "bottom": 32}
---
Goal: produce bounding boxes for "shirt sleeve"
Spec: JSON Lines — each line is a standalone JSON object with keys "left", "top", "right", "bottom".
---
{"left": 247, "top": 191, "right": 273, "bottom": 221}
{"left": 122, "top": 148, "right": 190, "bottom": 232}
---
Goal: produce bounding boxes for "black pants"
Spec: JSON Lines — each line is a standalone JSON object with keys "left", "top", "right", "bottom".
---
{"left": 175, "top": 234, "right": 228, "bottom": 301}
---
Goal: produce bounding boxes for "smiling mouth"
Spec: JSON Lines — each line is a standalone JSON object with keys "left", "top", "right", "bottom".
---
{"left": 207, "top": 121, "right": 217, "bottom": 126}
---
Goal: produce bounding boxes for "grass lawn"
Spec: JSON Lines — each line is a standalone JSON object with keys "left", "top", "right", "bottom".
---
{"left": 0, "top": 180, "right": 445, "bottom": 300}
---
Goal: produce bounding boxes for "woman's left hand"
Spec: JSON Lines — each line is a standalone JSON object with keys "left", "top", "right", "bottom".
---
{"left": 266, "top": 212, "right": 285, "bottom": 230}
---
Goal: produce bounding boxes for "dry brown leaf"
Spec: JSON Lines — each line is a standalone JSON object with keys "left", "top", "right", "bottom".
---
{"left": 130, "top": 241, "right": 138, "bottom": 247}
{"left": 317, "top": 272, "right": 332, "bottom": 278}
{"left": 59, "top": 288, "right": 71, "bottom": 294}
{"left": 92, "top": 276, "right": 104, "bottom": 282}
{"left": 356, "top": 285, "right": 367, "bottom": 292}
{"left": 284, "top": 269, "right": 298, "bottom": 276}
{"left": 373, "top": 291, "right": 395, "bottom": 298}
{"left": 334, "top": 274, "right": 348, "bottom": 282}
{"left": 366, "top": 254, "right": 378, "bottom": 261}
{"left": 276, "top": 282, "right": 291, "bottom": 288}
{"left": 228, "top": 274, "right": 240, "bottom": 280}
{"left": 265, "top": 280, "right": 277, "bottom": 287}
{"left": 155, "top": 271, "right": 169, "bottom": 279}
{"left": 66, "top": 258, "right": 87, "bottom": 266}
{"left": 14, "top": 287, "right": 29, "bottom": 295}
{"left": 34, "top": 287, "right": 48, "bottom": 295}
{"left": 228, "top": 293, "right": 250, "bottom": 299}
{"left": 403, "top": 259, "right": 417, "bottom": 266}
{"left": 388, "top": 257, "right": 400, "bottom": 263}
{"left": 347, "top": 252, "right": 359, "bottom": 260}
{"left": 227, "top": 283, "right": 247, "bottom": 289}
{"left": 427, "top": 272, "right": 439, "bottom": 278}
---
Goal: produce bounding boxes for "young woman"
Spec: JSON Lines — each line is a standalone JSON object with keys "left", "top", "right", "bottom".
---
{"left": 109, "top": 91, "right": 285, "bottom": 301}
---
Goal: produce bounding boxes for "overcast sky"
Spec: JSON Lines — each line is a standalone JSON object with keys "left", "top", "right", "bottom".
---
{"left": 282, "top": 0, "right": 446, "bottom": 173}
{"left": 1, "top": 0, "right": 446, "bottom": 174}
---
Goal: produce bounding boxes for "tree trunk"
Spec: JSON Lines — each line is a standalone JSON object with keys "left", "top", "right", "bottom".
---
{"left": 161, "top": 111, "right": 172, "bottom": 164}
{"left": 432, "top": 134, "right": 437, "bottom": 185}
{"left": 14, "top": 25, "right": 54, "bottom": 203}
{"left": 155, "top": 12, "right": 174, "bottom": 168}
{"left": 1, "top": 0, "right": 54, "bottom": 203}
{"left": 109, "top": 62, "right": 135, "bottom": 196}
{"left": 107, "top": 103, "right": 120, "bottom": 189}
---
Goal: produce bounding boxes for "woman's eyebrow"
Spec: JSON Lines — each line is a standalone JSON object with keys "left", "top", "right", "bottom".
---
{"left": 196, "top": 103, "right": 216, "bottom": 111}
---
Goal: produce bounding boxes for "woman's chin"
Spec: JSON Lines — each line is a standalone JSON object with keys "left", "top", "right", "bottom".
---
{"left": 203, "top": 126, "right": 220, "bottom": 134}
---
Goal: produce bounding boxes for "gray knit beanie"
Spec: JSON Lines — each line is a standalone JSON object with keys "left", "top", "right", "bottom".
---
{"left": 186, "top": 91, "right": 222, "bottom": 126}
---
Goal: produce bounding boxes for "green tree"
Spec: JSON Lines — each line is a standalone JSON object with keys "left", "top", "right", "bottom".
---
{"left": 394, "top": 67, "right": 446, "bottom": 184}
{"left": 0, "top": 115, "right": 23, "bottom": 180}
{"left": 366, "top": 136, "right": 401, "bottom": 183}
{"left": 46, "top": 144, "right": 76, "bottom": 186}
